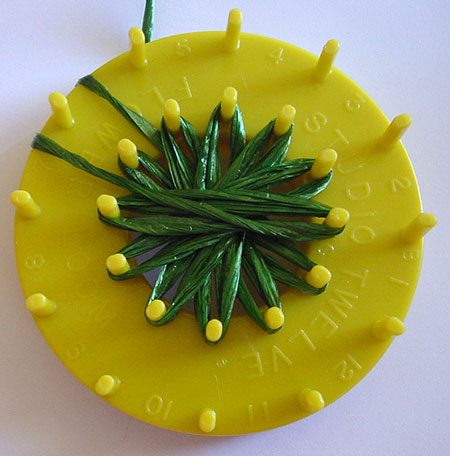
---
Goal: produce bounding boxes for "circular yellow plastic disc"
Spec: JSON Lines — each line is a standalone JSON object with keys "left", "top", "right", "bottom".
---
{"left": 15, "top": 30, "right": 425, "bottom": 435}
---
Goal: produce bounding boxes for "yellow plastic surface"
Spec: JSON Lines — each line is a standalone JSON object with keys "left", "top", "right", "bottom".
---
{"left": 14, "top": 26, "right": 428, "bottom": 435}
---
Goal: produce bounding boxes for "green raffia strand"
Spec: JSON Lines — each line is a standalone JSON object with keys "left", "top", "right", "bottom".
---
{"left": 119, "top": 158, "right": 158, "bottom": 190}
{"left": 242, "top": 242, "right": 281, "bottom": 309}
{"left": 153, "top": 238, "right": 233, "bottom": 326}
{"left": 180, "top": 117, "right": 202, "bottom": 162}
{"left": 148, "top": 256, "right": 193, "bottom": 304}
{"left": 142, "top": 0, "right": 155, "bottom": 43}
{"left": 31, "top": 89, "right": 349, "bottom": 344}
{"left": 288, "top": 172, "right": 333, "bottom": 198}
{"left": 99, "top": 213, "right": 235, "bottom": 237}
{"left": 99, "top": 211, "right": 342, "bottom": 241}
{"left": 161, "top": 118, "right": 194, "bottom": 189}
{"left": 138, "top": 151, "right": 173, "bottom": 188}
{"left": 107, "top": 232, "right": 229, "bottom": 280}
{"left": 214, "top": 259, "right": 224, "bottom": 320}
{"left": 119, "top": 233, "right": 170, "bottom": 258}
{"left": 215, "top": 119, "right": 275, "bottom": 188}
{"left": 237, "top": 278, "right": 276, "bottom": 333}
{"left": 250, "top": 125, "right": 293, "bottom": 171}
{"left": 194, "top": 104, "right": 221, "bottom": 189}
{"left": 250, "top": 234, "right": 315, "bottom": 271}
{"left": 193, "top": 272, "right": 212, "bottom": 341}
{"left": 117, "top": 189, "right": 332, "bottom": 214}
{"left": 116, "top": 198, "right": 327, "bottom": 217}
{"left": 205, "top": 105, "right": 221, "bottom": 188}
{"left": 262, "top": 252, "right": 325, "bottom": 295}
{"left": 218, "top": 235, "right": 244, "bottom": 338}
{"left": 77, "top": 75, "right": 163, "bottom": 152}
{"left": 229, "top": 105, "right": 246, "bottom": 165}
{"left": 225, "top": 159, "right": 314, "bottom": 190}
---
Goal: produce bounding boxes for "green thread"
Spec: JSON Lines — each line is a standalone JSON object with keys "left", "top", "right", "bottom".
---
{"left": 142, "top": 0, "right": 155, "bottom": 43}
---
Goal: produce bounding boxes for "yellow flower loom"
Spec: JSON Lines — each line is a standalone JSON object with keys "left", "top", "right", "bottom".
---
{"left": 11, "top": 8, "right": 436, "bottom": 435}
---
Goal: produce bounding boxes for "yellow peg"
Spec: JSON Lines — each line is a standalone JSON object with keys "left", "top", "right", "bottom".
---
{"left": 305, "top": 265, "right": 331, "bottom": 288}
{"left": 10, "top": 190, "right": 41, "bottom": 218}
{"left": 264, "top": 307, "right": 285, "bottom": 330}
{"left": 400, "top": 213, "right": 437, "bottom": 243}
{"left": 199, "top": 408, "right": 217, "bottom": 433}
{"left": 94, "top": 375, "right": 121, "bottom": 396}
{"left": 205, "top": 319, "right": 223, "bottom": 343}
{"left": 314, "top": 39, "right": 340, "bottom": 81}
{"left": 106, "top": 254, "right": 130, "bottom": 276}
{"left": 49, "top": 92, "right": 74, "bottom": 128}
{"left": 146, "top": 299, "right": 167, "bottom": 322}
{"left": 378, "top": 114, "right": 412, "bottom": 149}
{"left": 325, "top": 208, "right": 350, "bottom": 228}
{"left": 164, "top": 99, "right": 181, "bottom": 133}
{"left": 274, "top": 104, "right": 296, "bottom": 136}
{"left": 310, "top": 148, "right": 338, "bottom": 179}
{"left": 97, "top": 194, "right": 120, "bottom": 219}
{"left": 25, "top": 293, "right": 57, "bottom": 317}
{"left": 224, "top": 9, "right": 243, "bottom": 52}
{"left": 118, "top": 138, "right": 139, "bottom": 169}
{"left": 298, "top": 389, "right": 325, "bottom": 412}
{"left": 128, "top": 27, "right": 147, "bottom": 69}
{"left": 221, "top": 87, "right": 238, "bottom": 121}
{"left": 371, "top": 316, "right": 405, "bottom": 340}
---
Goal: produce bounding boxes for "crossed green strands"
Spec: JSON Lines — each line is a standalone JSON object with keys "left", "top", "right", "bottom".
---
{"left": 32, "top": 74, "right": 346, "bottom": 344}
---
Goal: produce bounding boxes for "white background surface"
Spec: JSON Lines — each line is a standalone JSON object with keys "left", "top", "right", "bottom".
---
{"left": 1, "top": 1, "right": 449, "bottom": 455}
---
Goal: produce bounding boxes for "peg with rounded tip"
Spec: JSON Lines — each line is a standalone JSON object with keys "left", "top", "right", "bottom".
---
{"left": 106, "top": 253, "right": 130, "bottom": 276}
{"left": 26, "top": 293, "right": 57, "bottom": 317}
{"left": 298, "top": 388, "right": 325, "bottom": 412}
{"left": 128, "top": 27, "right": 147, "bottom": 69}
{"left": 146, "top": 299, "right": 167, "bottom": 322}
{"left": 264, "top": 307, "right": 285, "bottom": 330}
{"left": 10, "top": 190, "right": 41, "bottom": 218}
{"left": 305, "top": 265, "right": 331, "bottom": 288}
{"left": 97, "top": 194, "right": 120, "bottom": 219}
{"left": 314, "top": 39, "right": 340, "bottom": 81}
{"left": 372, "top": 316, "right": 405, "bottom": 340}
{"left": 164, "top": 99, "right": 181, "bottom": 133}
{"left": 378, "top": 114, "right": 412, "bottom": 149}
{"left": 325, "top": 208, "right": 350, "bottom": 228}
{"left": 274, "top": 104, "right": 296, "bottom": 136}
{"left": 400, "top": 213, "right": 437, "bottom": 243}
{"left": 199, "top": 408, "right": 216, "bottom": 433}
{"left": 95, "top": 375, "right": 120, "bottom": 396}
{"left": 221, "top": 87, "right": 238, "bottom": 121}
{"left": 49, "top": 92, "right": 74, "bottom": 128}
{"left": 118, "top": 138, "right": 139, "bottom": 169}
{"left": 310, "top": 148, "right": 337, "bottom": 179}
{"left": 224, "top": 9, "right": 243, "bottom": 52}
{"left": 206, "top": 319, "right": 223, "bottom": 343}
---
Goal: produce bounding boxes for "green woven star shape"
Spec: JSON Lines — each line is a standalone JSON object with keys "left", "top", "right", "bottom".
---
{"left": 32, "top": 75, "right": 347, "bottom": 345}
